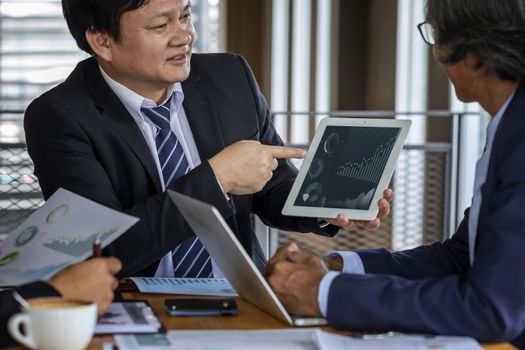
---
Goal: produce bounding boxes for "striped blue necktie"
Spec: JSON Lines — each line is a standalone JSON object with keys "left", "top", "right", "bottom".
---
{"left": 141, "top": 96, "right": 212, "bottom": 278}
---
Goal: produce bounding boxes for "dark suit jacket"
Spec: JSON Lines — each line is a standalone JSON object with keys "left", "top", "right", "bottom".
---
{"left": 24, "top": 53, "right": 335, "bottom": 276}
{"left": 326, "top": 81, "right": 525, "bottom": 347}
{"left": 0, "top": 282, "right": 60, "bottom": 347}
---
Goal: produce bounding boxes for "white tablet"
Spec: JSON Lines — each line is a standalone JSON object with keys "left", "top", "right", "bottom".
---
{"left": 282, "top": 117, "right": 411, "bottom": 220}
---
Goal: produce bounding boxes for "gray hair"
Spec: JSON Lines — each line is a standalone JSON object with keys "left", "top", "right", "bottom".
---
{"left": 427, "top": 0, "right": 525, "bottom": 81}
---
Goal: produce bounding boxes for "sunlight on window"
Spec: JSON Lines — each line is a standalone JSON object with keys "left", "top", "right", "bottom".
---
{"left": 0, "top": 2, "right": 60, "bottom": 18}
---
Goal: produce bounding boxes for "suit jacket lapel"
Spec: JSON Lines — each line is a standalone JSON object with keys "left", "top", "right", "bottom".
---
{"left": 181, "top": 75, "right": 226, "bottom": 161}
{"left": 182, "top": 73, "right": 244, "bottom": 238}
{"left": 85, "top": 59, "right": 163, "bottom": 193}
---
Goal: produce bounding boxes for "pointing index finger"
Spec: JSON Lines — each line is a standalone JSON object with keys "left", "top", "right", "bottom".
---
{"left": 266, "top": 145, "right": 306, "bottom": 159}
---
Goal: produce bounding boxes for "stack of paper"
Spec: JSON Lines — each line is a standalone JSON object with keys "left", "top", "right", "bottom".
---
{"left": 115, "top": 329, "right": 483, "bottom": 350}
{"left": 130, "top": 277, "right": 237, "bottom": 297}
{"left": 95, "top": 302, "right": 162, "bottom": 334}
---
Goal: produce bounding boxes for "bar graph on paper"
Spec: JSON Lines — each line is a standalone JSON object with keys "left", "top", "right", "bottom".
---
{"left": 43, "top": 229, "right": 118, "bottom": 258}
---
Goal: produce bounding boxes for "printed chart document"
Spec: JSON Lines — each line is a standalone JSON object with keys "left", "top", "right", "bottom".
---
{"left": 0, "top": 188, "right": 138, "bottom": 286}
{"left": 115, "top": 329, "right": 483, "bottom": 350}
{"left": 96, "top": 302, "right": 162, "bottom": 334}
{"left": 130, "top": 277, "right": 237, "bottom": 297}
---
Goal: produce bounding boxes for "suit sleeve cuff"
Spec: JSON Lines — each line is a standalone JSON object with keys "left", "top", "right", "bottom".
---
{"left": 171, "top": 161, "right": 234, "bottom": 218}
{"left": 330, "top": 251, "right": 365, "bottom": 274}
{"left": 17, "top": 281, "right": 62, "bottom": 299}
{"left": 317, "top": 271, "right": 340, "bottom": 317}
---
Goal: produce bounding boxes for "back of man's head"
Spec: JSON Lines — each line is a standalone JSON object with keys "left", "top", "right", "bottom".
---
{"left": 62, "top": 0, "right": 147, "bottom": 55}
{"left": 426, "top": 0, "right": 525, "bottom": 82}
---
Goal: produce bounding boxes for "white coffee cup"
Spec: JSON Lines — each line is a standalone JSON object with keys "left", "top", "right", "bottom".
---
{"left": 8, "top": 297, "right": 97, "bottom": 350}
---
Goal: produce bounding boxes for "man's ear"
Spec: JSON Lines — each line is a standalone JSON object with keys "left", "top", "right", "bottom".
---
{"left": 85, "top": 30, "right": 113, "bottom": 62}
{"left": 465, "top": 54, "right": 488, "bottom": 76}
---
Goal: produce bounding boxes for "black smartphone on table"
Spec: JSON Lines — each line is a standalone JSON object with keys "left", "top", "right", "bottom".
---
{"left": 164, "top": 298, "right": 238, "bottom": 316}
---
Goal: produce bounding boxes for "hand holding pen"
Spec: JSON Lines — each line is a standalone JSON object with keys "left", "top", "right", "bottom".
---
{"left": 92, "top": 238, "right": 102, "bottom": 258}
{"left": 47, "top": 239, "right": 122, "bottom": 315}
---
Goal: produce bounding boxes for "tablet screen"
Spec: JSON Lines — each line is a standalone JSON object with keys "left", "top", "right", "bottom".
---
{"left": 293, "top": 126, "right": 401, "bottom": 210}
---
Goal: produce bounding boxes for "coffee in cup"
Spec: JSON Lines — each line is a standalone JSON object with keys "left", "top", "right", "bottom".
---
{"left": 8, "top": 296, "right": 97, "bottom": 350}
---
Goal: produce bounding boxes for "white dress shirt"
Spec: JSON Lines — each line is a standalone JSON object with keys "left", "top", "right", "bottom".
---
{"left": 99, "top": 67, "right": 224, "bottom": 278}
{"left": 467, "top": 93, "right": 513, "bottom": 265}
{"left": 317, "top": 92, "right": 514, "bottom": 316}
{"left": 317, "top": 251, "right": 364, "bottom": 316}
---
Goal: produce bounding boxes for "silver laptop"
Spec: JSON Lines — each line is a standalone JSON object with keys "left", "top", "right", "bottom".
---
{"left": 168, "top": 190, "right": 327, "bottom": 327}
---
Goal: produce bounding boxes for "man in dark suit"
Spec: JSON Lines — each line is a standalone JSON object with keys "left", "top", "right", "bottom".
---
{"left": 1, "top": 257, "right": 121, "bottom": 347}
{"left": 266, "top": 0, "right": 525, "bottom": 347}
{"left": 25, "top": 0, "right": 391, "bottom": 277}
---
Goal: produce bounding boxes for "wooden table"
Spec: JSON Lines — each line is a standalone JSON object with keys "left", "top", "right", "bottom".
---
{"left": 82, "top": 292, "right": 516, "bottom": 350}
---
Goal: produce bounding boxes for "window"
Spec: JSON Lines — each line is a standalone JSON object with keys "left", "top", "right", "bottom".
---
{"left": 0, "top": 0, "right": 84, "bottom": 142}
{"left": 0, "top": 0, "right": 223, "bottom": 143}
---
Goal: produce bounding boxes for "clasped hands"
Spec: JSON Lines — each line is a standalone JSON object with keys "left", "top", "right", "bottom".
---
{"left": 264, "top": 189, "right": 392, "bottom": 316}
{"left": 265, "top": 242, "right": 339, "bottom": 316}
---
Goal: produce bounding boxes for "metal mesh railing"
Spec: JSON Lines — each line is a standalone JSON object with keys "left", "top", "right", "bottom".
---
{"left": 273, "top": 145, "right": 449, "bottom": 255}
{"left": 0, "top": 143, "right": 43, "bottom": 239}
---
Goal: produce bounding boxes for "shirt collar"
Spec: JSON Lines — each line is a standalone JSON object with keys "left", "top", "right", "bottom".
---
{"left": 98, "top": 65, "right": 184, "bottom": 120}
{"left": 487, "top": 90, "right": 515, "bottom": 141}
{"left": 492, "top": 91, "right": 514, "bottom": 121}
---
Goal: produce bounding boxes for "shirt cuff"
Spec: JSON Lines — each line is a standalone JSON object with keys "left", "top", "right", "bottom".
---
{"left": 317, "top": 271, "right": 340, "bottom": 317}
{"left": 214, "top": 174, "right": 230, "bottom": 200}
{"left": 330, "top": 251, "right": 365, "bottom": 274}
{"left": 317, "top": 219, "right": 330, "bottom": 228}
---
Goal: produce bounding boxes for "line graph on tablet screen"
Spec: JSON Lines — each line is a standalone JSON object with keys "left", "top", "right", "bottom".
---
{"left": 295, "top": 126, "right": 400, "bottom": 210}
{"left": 336, "top": 129, "right": 398, "bottom": 183}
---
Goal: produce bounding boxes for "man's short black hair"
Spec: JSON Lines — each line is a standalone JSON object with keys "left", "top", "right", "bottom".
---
{"left": 426, "top": 0, "right": 525, "bottom": 81}
{"left": 62, "top": 0, "right": 148, "bottom": 55}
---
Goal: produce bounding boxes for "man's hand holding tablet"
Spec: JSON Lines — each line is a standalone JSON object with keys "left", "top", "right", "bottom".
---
{"left": 324, "top": 188, "right": 393, "bottom": 231}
